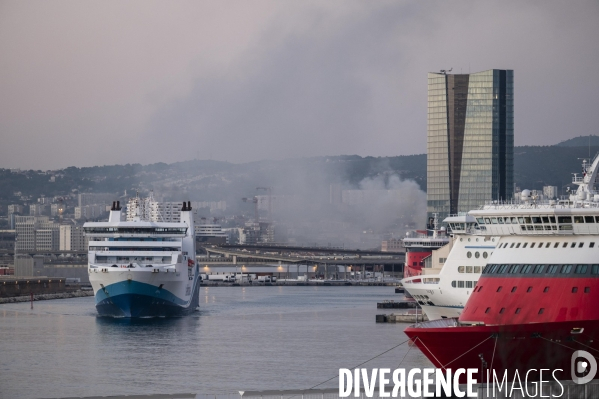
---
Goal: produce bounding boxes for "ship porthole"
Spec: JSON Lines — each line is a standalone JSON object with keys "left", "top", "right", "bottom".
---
{"left": 468, "top": 238, "right": 471, "bottom": 242}
{"left": 475, "top": 252, "right": 480, "bottom": 258}
{"left": 467, "top": 251, "right": 472, "bottom": 258}
{"left": 476, "top": 238, "right": 479, "bottom": 242}
{"left": 483, "top": 252, "right": 488, "bottom": 259}
{"left": 460, "top": 238, "right": 463, "bottom": 242}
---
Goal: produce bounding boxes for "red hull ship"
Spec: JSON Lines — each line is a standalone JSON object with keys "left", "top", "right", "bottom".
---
{"left": 406, "top": 156, "right": 599, "bottom": 383}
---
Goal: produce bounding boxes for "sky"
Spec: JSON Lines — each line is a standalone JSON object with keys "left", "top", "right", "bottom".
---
{"left": 1, "top": 1, "right": 598, "bottom": 170}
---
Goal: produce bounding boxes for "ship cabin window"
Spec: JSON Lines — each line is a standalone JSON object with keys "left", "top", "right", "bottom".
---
{"left": 516, "top": 243, "right": 521, "bottom": 248}
{"left": 518, "top": 217, "right": 525, "bottom": 224}
{"left": 544, "top": 287, "right": 549, "bottom": 293}
{"left": 466, "top": 281, "right": 474, "bottom": 288}
{"left": 571, "top": 242, "right": 577, "bottom": 248}
{"left": 592, "top": 265, "right": 599, "bottom": 275}
{"left": 538, "top": 308, "right": 545, "bottom": 315}
{"left": 523, "top": 243, "right": 528, "bottom": 248}
{"left": 530, "top": 243, "right": 536, "bottom": 248}
{"left": 466, "top": 266, "right": 473, "bottom": 273}
{"left": 451, "top": 281, "right": 456, "bottom": 287}
{"left": 477, "top": 218, "right": 485, "bottom": 225}
{"left": 508, "top": 265, "right": 520, "bottom": 273}
{"left": 488, "top": 264, "right": 499, "bottom": 274}
{"left": 499, "top": 308, "right": 505, "bottom": 314}
{"left": 458, "top": 281, "right": 465, "bottom": 288}
{"left": 585, "top": 287, "right": 591, "bottom": 293}
{"left": 483, "top": 252, "right": 488, "bottom": 259}
{"left": 560, "top": 265, "right": 573, "bottom": 274}
{"left": 527, "top": 287, "right": 532, "bottom": 293}
{"left": 554, "top": 243, "right": 560, "bottom": 248}
{"left": 549, "top": 216, "right": 556, "bottom": 223}
{"left": 484, "top": 218, "right": 491, "bottom": 224}
{"left": 521, "top": 265, "right": 533, "bottom": 274}
{"left": 458, "top": 266, "right": 465, "bottom": 273}
{"left": 474, "top": 266, "right": 481, "bottom": 273}
{"left": 511, "top": 217, "right": 518, "bottom": 224}
{"left": 591, "top": 242, "right": 595, "bottom": 248}
{"left": 498, "top": 265, "right": 509, "bottom": 274}
{"left": 496, "top": 286, "right": 502, "bottom": 292}
{"left": 575, "top": 265, "right": 588, "bottom": 274}
{"left": 547, "top": 265, "right": 559, "bottom": 274}
{"left": 558, "top": 216, "right": 573, "bottom": 224}
{"left": 510, "top": 243, "right": 515, "bottom": 248}
{"left": 574, "top": 216, "right": 584, "bottom": 224}
{"left": 542, "top": 216, "right": 550, "bottom": 223}
{"left": 485, "top": 307, "right": 491, "bottom": 314}
{"left": 511, "top": 287, "right": 517, "bottom": 293}
{"left": 572, "top": 287, "right": 578, "bottom": 293}
{"left": 497, "top": 217, "right": 504, "bottom": 224}
{"left": 560, "top": 225, "right": 573, "bottom": 231}
{"left": 579, "top": 242, "right": 584, "bottom": 248}
{"left": 515, "top": 308, "right": 521, "bottom": 314}
{"left": 533, "top": 265, "right": 545, "bottom": 274}
{"left": 537, "top": 242, "right": 543, "bottom": 248}
{"left": 563, "top": 242, "right": 568, "bottom": 248}
{"left": 585, "top": 216, "right": 595, "bottom": 223}
{"left": 545, "top": 243, "right": 551, "bottom": 248}
{"left": 524, "top": 217, "right": 532, "bottom": 224}
{"left": 532, "top": 216, "right": 542, "bottom": 224}
{"left": 491, "top": 218, "right": 498, "bottom": 224}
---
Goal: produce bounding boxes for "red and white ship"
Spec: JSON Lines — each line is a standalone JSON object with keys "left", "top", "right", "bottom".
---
{"left": 405, "top": 156, "right": 599, "bottom": 382}
{"left": 402, "top": 215, "right": 449, "bottom": 279}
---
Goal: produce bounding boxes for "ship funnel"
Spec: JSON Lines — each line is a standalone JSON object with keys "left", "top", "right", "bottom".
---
{"left": 187, "top": 201, "right": 191, "bottom": 210}
{"left": 108, "top": 200, "right": 122, "bottom": 222}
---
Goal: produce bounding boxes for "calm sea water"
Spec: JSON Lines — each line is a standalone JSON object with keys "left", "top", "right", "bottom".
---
{"left": 0, "top": 286, "right": 431, "bottom": 399}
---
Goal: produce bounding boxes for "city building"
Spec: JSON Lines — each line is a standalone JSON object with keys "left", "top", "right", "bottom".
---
{"left": 427, "top": 69, "right": 514, "bottom": 221}
{"left": 59, "top": 224, "right": 88, "bottom": 251}
{"left": 0, "top": 230, "right": 16, "bottom": 251}
{"left": 7, "top": 204, "right": 23, "bottom": 215}
{"left": 381, "top": 238, "right": 403, "bottom": 252}
{"left": 74, "top": 204, "right": 106, "bottom": 220}
{"left": 29, "top": 203, "right": 48, "bottom": 216}
{"left": 14, "top": 216, "right": 60, "bottom": 251}
{"left": 126, "top": 195, "right": 183, "bottom": 222}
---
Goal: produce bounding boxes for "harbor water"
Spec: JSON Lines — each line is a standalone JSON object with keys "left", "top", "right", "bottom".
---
{"left": 0, "top": 286, "right": 430, "bottom": 399}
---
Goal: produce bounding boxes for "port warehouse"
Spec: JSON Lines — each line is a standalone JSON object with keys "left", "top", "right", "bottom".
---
{"left": 0, "top": 245, "right": 405, "bottom": 286}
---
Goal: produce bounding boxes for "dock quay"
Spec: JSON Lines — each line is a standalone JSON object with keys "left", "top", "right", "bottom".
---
{"left": 201, "top": 280, "right": 398, "bottom": 287}
{"left": 376, "top": 299, "right": 417, "bottom": 309}
{"left": 376, "top": 310, "right": 428, "bottom": 323}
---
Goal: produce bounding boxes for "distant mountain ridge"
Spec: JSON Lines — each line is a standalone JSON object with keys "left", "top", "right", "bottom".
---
{"left": 2, "top": 141, "right": 599, "bottom": 208}
{"left": 556, "top": 135, "right": 599, "bottom": 147}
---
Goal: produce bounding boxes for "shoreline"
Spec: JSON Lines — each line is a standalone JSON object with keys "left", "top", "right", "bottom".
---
{"left": 0, "top": 290, "right": 94, "bottom": 304}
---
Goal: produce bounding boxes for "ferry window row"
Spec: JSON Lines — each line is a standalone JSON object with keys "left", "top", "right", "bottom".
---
{"left": 483, "top": 263, "right": 599, "bottom": 275}
{"left": 498, "top": 241, "right": 597, "bottom": 249}
{"left": 466, "top": 251, "right": 489, "bottom": 259}
{"left": 84, "top": 227, "right": 187, "bottom": 234}
{"left": 458, "top": 266, "right": 482, "bottom": 273}
{"left": 451, "top": 280, "right": 477, "bottom": 288}
{"left": 477, "top": 216, "right": 599, "bottom": 225}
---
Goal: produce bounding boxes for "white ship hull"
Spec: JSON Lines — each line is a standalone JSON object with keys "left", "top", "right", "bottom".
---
{"left": 89, "top": 262, "right": 200, "bottom": 317}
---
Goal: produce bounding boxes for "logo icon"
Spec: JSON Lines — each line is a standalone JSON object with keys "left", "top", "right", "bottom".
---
{"left": 571, "top": 350, "right": 597, "bottom": 384}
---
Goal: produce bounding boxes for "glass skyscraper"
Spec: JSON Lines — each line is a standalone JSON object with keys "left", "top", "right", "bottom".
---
{"left": 427, "top": 69, "right": 513, "bottom": 222}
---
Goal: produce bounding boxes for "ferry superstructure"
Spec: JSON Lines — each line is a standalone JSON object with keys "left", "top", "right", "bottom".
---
{"left": 402, "top": 217, "right": 449, "bottom": 279}
{"left": 401, "top": 215, "right": 498, "bottom": 320}
{"left": 84, "top": 200, "right": 200, "bottom": 317}
{"left": 405, "top": 155, "right": 599, "bottom": 382}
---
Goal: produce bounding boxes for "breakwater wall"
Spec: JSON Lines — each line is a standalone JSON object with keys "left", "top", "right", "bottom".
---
{"left": 0, "top": 290, "right": 93, "bottom": 304}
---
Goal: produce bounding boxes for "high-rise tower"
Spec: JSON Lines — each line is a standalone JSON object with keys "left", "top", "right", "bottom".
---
{"left": 427, "top": 69, "right": 513, "bottom": 222}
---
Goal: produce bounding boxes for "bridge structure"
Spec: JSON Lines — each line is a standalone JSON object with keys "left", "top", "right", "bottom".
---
{"left": 199, "top": 245, "right": 405, "bottom": 280}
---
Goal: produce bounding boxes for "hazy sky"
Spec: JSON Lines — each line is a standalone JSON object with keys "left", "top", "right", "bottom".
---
{"left": 1, "top": 1, "right": 598, "bottom": 170}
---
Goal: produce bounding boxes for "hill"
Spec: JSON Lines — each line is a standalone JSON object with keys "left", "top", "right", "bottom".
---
{"left": 556, "top": 135, "right": 599, "bottom": 147}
